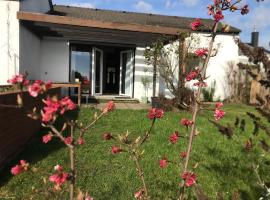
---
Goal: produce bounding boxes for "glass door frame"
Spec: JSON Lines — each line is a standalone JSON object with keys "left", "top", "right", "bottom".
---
{"left": 92, "top": 47, "right": 104, "bottom": 95}
{"left": 119, "top": 50, "right": 134, "bottom": 97}
{"left": 69, "top": 44, "right": 92, "bottom": 95}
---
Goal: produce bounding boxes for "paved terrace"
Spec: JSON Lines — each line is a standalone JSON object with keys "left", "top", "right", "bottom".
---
{"left": 83, "top": 103, "right": 151, "bottom": 110}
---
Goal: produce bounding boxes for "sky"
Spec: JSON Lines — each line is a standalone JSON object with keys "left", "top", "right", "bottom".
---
{"left": 53, "top": 0, "right": 270, "bottom": 49}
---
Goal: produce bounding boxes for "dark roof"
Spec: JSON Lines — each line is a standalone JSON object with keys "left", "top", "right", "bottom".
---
{"left": 50, "top": 5, "right": 241, "bottom": 34}
{"left": 245, "top": 43, "right": 270, "bottom": 54}
{"left": 10, "top": 0, "right": 53, "bottom": 10}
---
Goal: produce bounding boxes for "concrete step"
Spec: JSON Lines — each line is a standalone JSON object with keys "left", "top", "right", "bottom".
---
{"left": 84, "top": 95, "right": 140, "bottom": 104}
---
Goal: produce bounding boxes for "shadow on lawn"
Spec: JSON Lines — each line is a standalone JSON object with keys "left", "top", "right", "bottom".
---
{"left": 202, "top": 145, "right": 264, "bottom": 199}
{"left": 0, "top": 109, "right": 80, "bottom": 187}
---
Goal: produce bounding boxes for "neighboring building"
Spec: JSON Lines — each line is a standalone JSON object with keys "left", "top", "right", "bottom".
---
{"left": 238, "top": 31, "right": 270, "bottom": 104}
{"left": 0, "top": 0, "right": 241, "bottom": 101}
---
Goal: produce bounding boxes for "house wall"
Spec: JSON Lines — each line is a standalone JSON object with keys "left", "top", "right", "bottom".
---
{"left": 200, "top": 33, "right": 239, "bottom": 100}
{"left": 134, "top": 47, "right": 156, "bottom": 101}
{"left": 40, "top": 39, "right": 70, "bottom": 82}
{"left": 158, "top": 33, "right": 240, "bottom": 101}
{"left": 19, "top": 25, "right": 41, "bottom": 80}
{"left": 20, "top": 0, "right": 51, "bottom": 13}
{"left": 18, "top": 0, "right": 51, "bottom": 80}
{"left": 0, "top": 1, "right": 20, "bottom": 85}
{"left": 0, "top": 0, "right": 50, "bottom": 85}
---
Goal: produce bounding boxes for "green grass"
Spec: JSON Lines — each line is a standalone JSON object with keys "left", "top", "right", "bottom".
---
{"left": 1, "top": 103, "right": 270, "bottom": 200}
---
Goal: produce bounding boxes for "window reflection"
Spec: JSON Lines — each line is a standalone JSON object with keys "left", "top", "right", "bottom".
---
{"left": 70, "top": 46, "right": 92, "bottom": 94}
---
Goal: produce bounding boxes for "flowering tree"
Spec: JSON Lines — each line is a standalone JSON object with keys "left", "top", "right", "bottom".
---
{"left": 154, "top": 0, "right": 260, "bottom": 199}
{"left": 5, "top": 74, "right": 115, "bottom": 200}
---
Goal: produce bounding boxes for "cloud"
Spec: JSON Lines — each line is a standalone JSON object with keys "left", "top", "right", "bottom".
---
{"left": 69, "top": 3, "right": 95, "bottom": 8}
{"left": 134, "top": 1, "right": 154, "bottom": 13}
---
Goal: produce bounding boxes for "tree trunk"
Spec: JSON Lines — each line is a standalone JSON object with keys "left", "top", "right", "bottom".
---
{"left": 152, "top": 54, "right": 157, "bottom": 98}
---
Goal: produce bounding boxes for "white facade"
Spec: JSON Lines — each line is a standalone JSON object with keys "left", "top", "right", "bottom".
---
{"left": 134, "top": 47, "right": 155, "bottom": 101}
{"left": 158, "top": 33, "right": 240, "bottom": 101}
{"left": 0, "top": 0, "right": 241, "bottom": 102}
{"left": 0, "top": 0, "right": 50, "bottom": 85}
{"left": 196, "top": 33, "right": 239, "bottom": 100}
{"left": 0, "top": 1, "right": 20, "bottom": 85}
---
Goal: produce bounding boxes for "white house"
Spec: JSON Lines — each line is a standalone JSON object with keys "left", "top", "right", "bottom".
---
{"left": 0, "top": 0, "right": 242, "bottom": 102}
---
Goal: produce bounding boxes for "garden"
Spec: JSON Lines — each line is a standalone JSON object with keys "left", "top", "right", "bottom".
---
{"left": 1, "top": 0, "right": 270, "bottom": 200}
{"left": 0, "top": 104, "right": 270, "bottom": 199}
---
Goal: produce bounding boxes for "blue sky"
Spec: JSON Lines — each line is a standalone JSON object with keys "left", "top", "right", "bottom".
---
{"left": 53, "top": 0, "right": 270, "bottom": 49}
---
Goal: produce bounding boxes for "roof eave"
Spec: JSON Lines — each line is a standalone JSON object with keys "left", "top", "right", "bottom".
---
{"left": 17, "top": 11, "right": 187, "bottom": 36}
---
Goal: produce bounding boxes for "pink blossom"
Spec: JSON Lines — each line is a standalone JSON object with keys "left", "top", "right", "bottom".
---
{"left": 10, "top": 160, "right": 29, "bottom": 176}
{"left": 102, "top": 101, "right": 115, "bottom": 113}
{"left": 41, "top": 98, "right": 59, "bottom": 122}
{"left": 77, "top": 137, "right": 84, "bottom": 145}
{"left": 111, "top": 146, "right": 122, "bottom": 154}
{"left": 64, "top": 137, "right": 73, "bottom": 145}
{"left": 35, "top": 80, "right": 43, "bottom": 84}
{"left": 195, "top": 48, "right": 208, "bottom": 57}
{"left": 148, "top": 108, "right": 164, "bottom": 119}
{"left": 42, "top": 133, "right": 53, "bottom": 144}
{"left": 169, "top": 131, "right": 180, "bottom": 144}
{"left": 214, "top": 109, "right": 225, "bottom": 120}
{"left": 41, "top": 111, "right": 54, "bottom": 123}
{"left": 85, "top": 196, "right": 94, "bottom": 200}
{"left": 60, "top": 97, "right": 77, "bottom": 112}
{"left": 159, "top": 158, "right": 168, "bottom": 168}
{"left": 186, "top": 70, "right": 199, "bottom": 81}
{"left": 49, "top": 165, "right": 69, "bottom": 189}
{"left": 214, "top": 10, "right": 224, "bottom": 22}
{"left": 207, "top": 5, "right": 214, "bottom": 15}
{"left": 49, "top": 172, "right": 69, "bottom": 187}
{"left": 11, "top": 165, "right": 22, "bottom": 176}
{"left": 54, "top": 164, "right": 63, "bottom": 172}
{"left": 193, "top": 81, "right": 207, "bottom": 87}
{"left": 41, "top": 97, "right": 76, "bottom": 123}
{"left": 215, "top": 102, "right": 223, "bottom": 109}
{"left": 191, "top": 18, "right": 203, "bottom": 30}
{"left": 7, "top": 74, "right": 28, "bottom": 85}
{"left": 134, "top": 189, "right": 144, "bottom": 199}
{"left": 180, "top": 118, "right": 193, "bottom": 127}
{"left": 182, "top": 172, "right": 196, "bottom": 187}
{"left": 45, "top": 81, "right": 52, "bottom": 90}
{"left": 28, "top": 80, "right": 52, "bottom": 97}
{"left": 28, "top": 83, "right": 42, "bottom": 97}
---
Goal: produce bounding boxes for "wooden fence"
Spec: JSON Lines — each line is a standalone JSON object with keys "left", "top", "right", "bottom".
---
{"left": 0, "top": 88, "right": 61, "bottom": 167}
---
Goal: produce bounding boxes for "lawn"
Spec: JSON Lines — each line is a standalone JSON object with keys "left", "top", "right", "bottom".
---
{"left": 1, "top": 103, "right": 270, "bottom": 199}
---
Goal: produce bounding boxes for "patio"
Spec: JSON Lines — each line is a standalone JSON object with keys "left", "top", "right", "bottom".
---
{"left": 93, "top": 102, "right": 151, "bottom": 110}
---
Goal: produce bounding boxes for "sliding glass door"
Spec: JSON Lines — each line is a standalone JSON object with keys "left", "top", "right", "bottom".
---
{"left": 70, "top": 45, "right": 133, "bottom": 97}
{"left": 92, "top": 48, "right": 104, "bottom": 95}
{"left": 70, "top": 45, "right": 92, "bottom": 94}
